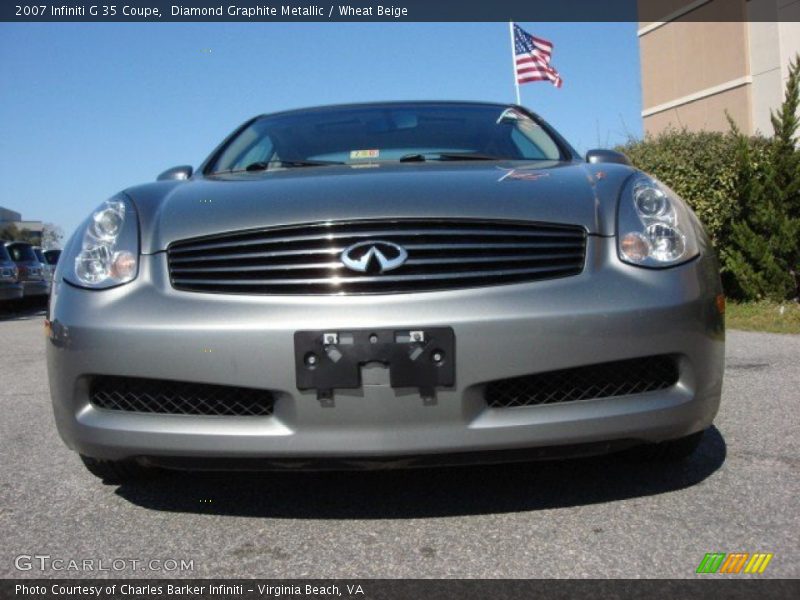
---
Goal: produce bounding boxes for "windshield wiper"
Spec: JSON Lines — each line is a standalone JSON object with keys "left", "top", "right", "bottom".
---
{"left": 244, "top": 159, "right": 344, "bottom": 171}
{"left": 398, "top": 152, "right": 508, "bottom": 162}
{"left": 214, "top": 159, "right": 344, "bottom": 174}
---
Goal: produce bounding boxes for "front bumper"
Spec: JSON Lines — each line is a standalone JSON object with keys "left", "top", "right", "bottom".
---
{"left": 0, "top": 282, "right": 24, "bottom": 301}
{"left": 47, "top": 237, "right": 725, "bottom": 465}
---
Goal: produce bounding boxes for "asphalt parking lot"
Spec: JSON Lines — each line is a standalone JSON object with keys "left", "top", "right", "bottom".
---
{"left": 1, "top": 302, "right": 798, "bottom": 579}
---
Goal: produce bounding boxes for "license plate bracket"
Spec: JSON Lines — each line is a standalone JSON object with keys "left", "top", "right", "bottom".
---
{"left": 294, "top": 327, "right": 455, "bottom": 397}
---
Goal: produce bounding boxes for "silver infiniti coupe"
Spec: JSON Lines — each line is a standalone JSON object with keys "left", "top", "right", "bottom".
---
{"left": 46, "top": 102, "right": 725, "bottom": 482}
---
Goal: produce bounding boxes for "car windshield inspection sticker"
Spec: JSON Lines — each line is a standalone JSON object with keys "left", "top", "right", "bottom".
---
{"left": 350, "top": 149, "right": 380, "bottom": 159}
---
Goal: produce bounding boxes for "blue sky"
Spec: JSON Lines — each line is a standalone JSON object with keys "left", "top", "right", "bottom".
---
{"left": 0, "top": 22, "right": 642, "bottom": 238}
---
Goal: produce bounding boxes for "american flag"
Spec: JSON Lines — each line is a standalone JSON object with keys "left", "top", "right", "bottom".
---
{"left": 513, "top": 23, "right": 563, "bottom": 88}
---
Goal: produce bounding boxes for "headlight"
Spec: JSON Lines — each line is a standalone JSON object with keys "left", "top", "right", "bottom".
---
{"left": 618, "top": 176, "right": 699, "bottom": 267}
{"left": 63, "top": 196, "right": 139, "bottom": 289}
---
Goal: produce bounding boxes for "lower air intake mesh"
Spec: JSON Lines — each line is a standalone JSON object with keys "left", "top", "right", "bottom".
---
{"left": 485, "top": 355, "right": 679, "bottom": 408}
{"left": 90, "top": 376, "right": 275, "bottom": 416}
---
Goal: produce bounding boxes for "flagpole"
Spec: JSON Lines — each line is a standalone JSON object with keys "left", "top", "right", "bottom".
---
{"left": 509, "top": 21, "right": 521, "bottom": 105}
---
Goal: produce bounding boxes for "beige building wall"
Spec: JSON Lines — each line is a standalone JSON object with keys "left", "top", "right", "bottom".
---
{"left": 748, "top": 0, "right": 800, "bottom": 134}
{"left": 639, "top": 0, "right": 800, "bottom": 136}
{"left": 643, "top": 86, "right": 752, "bottom": 133}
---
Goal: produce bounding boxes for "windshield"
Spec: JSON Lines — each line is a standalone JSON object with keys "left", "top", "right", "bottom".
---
{"left": 44, "top": 250, "right": 61, "bottom": 265}
{"left": 210, "top": 104, "right": 565, "bottom": 173}
{"left": 33, "top": 248, "right": 45, "bottom": 263}
{"left": 7, "top": 244, "right": 37, "bottom": 262}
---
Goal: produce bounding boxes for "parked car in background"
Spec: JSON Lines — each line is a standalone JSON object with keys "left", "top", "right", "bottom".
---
{"left": 47, "top": 101, "right": 724, "bottom": 482}
{"left": 0, "top": 242, "right": 23, "bottom": 303}
{"left": 44, "top": 249, "right": 62, "bottom": 287}
{"left": 33, "top": 246, "right": 54, "bottom": 289}
{"left": 5, "top": 241, "right": 49, "bottom": 299}
{"left": 44, "top": 249, "right": 62, "bottom": 269}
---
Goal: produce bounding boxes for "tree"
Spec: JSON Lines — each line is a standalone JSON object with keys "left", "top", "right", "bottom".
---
{"left": 0, "top": 224, "right": 39, "bottom": 244}
{"left": 42, "top": 223, "right": 65, "bottom": 249}
{"left": 0, "top": 223, "right": 21, "bottom": 242}
{"left": 0, "top": 223, "right": 39, "bottom": 244}
{"left": 726, "top": 55, "right": 800, "bottom": 301}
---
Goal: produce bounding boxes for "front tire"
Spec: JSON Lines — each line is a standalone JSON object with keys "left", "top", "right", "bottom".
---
{"left": 80, "top": 455, "right": 156, "bottom": 483}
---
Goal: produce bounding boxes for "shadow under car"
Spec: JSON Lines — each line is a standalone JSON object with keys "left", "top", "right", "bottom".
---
{"left": 110, "top": 426, "right": 727, "bottom": 519}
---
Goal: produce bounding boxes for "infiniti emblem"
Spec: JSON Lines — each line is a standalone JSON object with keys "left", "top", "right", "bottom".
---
{"left": 340, "top": 240, "right": 408, "bottom": 274}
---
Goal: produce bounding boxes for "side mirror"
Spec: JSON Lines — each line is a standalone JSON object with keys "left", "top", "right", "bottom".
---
{"left": 157, "top": 165, "right": 193, "bottom": 181}
{"left": 585, "top": 149, "right": 631, "bottom": 166}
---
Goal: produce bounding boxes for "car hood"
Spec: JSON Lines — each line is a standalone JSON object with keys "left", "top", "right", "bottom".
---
{"left": 127, "top": 161, "right": 636, "bottom": 253}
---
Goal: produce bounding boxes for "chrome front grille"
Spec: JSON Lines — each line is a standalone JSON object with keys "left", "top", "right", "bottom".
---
{"left": 167, "top": 219, "right": 587, "bottom": 295}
